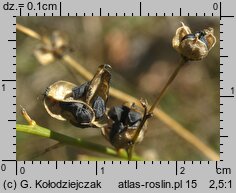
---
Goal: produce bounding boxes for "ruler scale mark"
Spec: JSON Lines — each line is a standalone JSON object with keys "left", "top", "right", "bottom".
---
{"left": 220, "top": 2, "right": 222, "bottom": 20}
{"left": 175, "top": 161, "right": 178, "bottom": 175}
{"left": 140, "top": 2, "right": 142, "bottom": 16}
{"left": 220, "top": 95, "right": 234, "bottom": 97}
{"left": 60, "top": 2, "right": 62, "bottom": 16}
{"left": 221, "top": 16, "right": 234, "bottom": 18}
{"left": 95, "top": 161, "right": 98, "bottom": 175}
{"left": 15, "top": 160, "right": 18, "bottom": 175}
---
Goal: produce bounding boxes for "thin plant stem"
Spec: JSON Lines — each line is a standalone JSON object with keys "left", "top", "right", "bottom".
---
{"left": 16, "top": 124, "right": 142, "bottom": 161}
{"left": 149, "top": 57, "right": 187, "bottom": 114}
{"left": 132, "top": 57, "right": 187, "bottom": 143}
{"left": 16, "top": 23, "right": 219, "bottom": 161}
{"left": 16, "top": 23, "right": 42, "bottom": 40}
{"left": 130, "top": 58, "right": 186, "bottom": 159}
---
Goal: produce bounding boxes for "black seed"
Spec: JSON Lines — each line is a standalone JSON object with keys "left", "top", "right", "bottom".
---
{"left": 59, "top": 102, "right": 92, "bottom": 124}
{"left": 92, "top": 96, "right": 105, "bottom": 119}
{"left": 108, "top": 106, "right": 130, "bottom": 122}
{"left": 196, "top": 31, "right": 208, "bottom": 48}
{"left": 72, "top": 82, "right": 88, "bottom": 99}
{"left": 182, "top": 32, "right": 208, "bottom": 49}
{"left": 108, "top": 106, "right": 123, "bottom": 122}
{"left": 128, "top": 111, "right": 142, "bottom": 125}
{"left": 181, "top": 34, "right": 195, "bottom": 42}
{"left": 75, "top": 104, "right": 93, "bottom": 123}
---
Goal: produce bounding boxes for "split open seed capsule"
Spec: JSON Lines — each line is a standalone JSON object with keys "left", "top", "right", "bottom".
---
{"left": 43, "top": 64, "right": 111, "bottom": 128}
{"left": 102, "top": 102, "right": 147, "bottom": 150}
{"left": 172, "top": 22, "right": 216, "bottom": 60}
{"left": 34, "top": 31, "right": 69, "bottom": 65}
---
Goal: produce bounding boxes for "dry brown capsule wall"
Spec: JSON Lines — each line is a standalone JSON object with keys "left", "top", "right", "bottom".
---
{"left": 172, "top": 22, "right": 216, "bottom": 61}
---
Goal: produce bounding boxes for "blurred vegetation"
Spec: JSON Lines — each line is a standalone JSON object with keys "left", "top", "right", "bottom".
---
{"left": 16, "top": 17, "right": 219, "bottom": 160}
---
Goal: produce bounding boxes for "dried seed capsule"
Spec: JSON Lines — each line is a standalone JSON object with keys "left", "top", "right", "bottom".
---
{"left": 34, "top": 31, "right": 69, "bottom": 65}
{"left": 102, "top": 104, "right": 146, "bottom": 150}
{"left": 172, "top": 22, "right": 216, "bottom": 60}
{"left": 43, "top": 64, "right": 112, "bottom": 128}
{"left": 43, "top": 80, "right": 95, "bottom": 128}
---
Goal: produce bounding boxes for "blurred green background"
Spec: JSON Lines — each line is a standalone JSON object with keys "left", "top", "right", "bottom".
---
{"left": 16, "top": 17, "right": 219, "bottom": 160}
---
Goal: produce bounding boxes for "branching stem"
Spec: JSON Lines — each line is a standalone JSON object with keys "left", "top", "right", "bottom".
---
{"left": 16, "top": 23, "right": 219, "bottom": 161}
